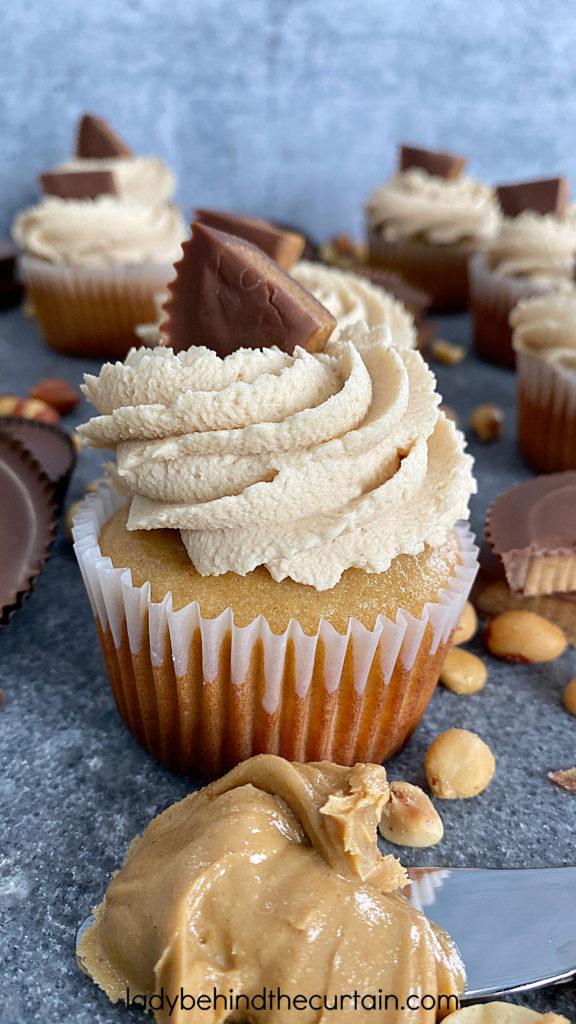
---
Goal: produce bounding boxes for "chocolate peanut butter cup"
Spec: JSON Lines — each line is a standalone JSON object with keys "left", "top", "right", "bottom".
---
{"left": 0, "top": 418, "right": 76, "bottom": 507}
{"left": 195, "top": 210, "right": 305, "bottom": 270}
{"left": 0, "top": 434, "right": 58, "bottom": 625}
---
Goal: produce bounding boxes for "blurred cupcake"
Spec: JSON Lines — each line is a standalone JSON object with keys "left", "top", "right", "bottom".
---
{"left": 511, "top": 284, "right": 576, "bottom": 472}
{"left": 73, "top": 224, "right": 477, "bottom": 779}
{"left": 470, "top": 177, "right": 576, "bottom": 367}
{"left": 13, "top": 184, "right": 187, "bottom": 359}
{"left": 366, "top": 144, "right": 499, "bottom": 313}
{"left": 57, "top": 112, "right": 177, "bottom": 205}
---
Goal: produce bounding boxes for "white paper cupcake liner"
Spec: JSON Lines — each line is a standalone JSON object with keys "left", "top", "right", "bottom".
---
{"left": 73, "top": 485, "right": 478, "bottom": 778}
{"left": 516, "top": 348, "right": 576, "bottom": 474}
{"left": 20, "top": 255, "right": 177, "bottom": 359}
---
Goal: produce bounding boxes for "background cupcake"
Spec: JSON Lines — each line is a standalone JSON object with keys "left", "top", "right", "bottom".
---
{"left": 511, "top": 284, "right": 576, "bottom": 473}
{"left": 73, "top": 225, "right": 477, "bottom": 780}
{"left": 13, "top": 178, "right": 187, "bottom": 359}
{"left": 366, "top": 144, "right": 499, "bottom": 313}
{"left": 470, "top": 177, "right": 576, "bottom": 367}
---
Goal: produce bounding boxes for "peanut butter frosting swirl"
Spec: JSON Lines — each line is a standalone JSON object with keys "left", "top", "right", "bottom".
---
{"left": 511, "top": 284, "right": 576, "bottom": 373}
{"left": 486, "top": 213, "right": 576, "bottom": 281}
{"left": 80, "top": 323, "right": 474, "bottom": 591}
{"left": 59, "top": 155, "right": 176, "bottom": 204}
{"left": 12, "top": 195, "right": 187, "bottom": 266}
{"left": 77, "top": 755, "right": 465, "bottom": 1018}
{"left": 366, "top": 168, "right": 500, "bottom": 246}
{"left": 291, "top": 260, "right": 417, "bottom": 345}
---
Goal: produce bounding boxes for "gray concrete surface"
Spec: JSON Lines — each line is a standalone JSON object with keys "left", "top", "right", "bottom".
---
{"left": 0, "top": 307, "right": 575, "bottom": 1021}
{"left": 3, "top": 1, "right": 576, "bottom": 239}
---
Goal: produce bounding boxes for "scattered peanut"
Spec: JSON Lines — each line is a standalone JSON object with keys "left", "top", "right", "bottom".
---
{"left": 452, "top": 601, "right": 477, "bottom": 645}
{"left": 432, "top": 339, "right": 466, "bottom": 365}
{"left": 441, "top": 1001, "right": 570, "bottom": 1022}
{"left": 378, "top": 781, "right": 443, "bottom": 848}
{"left": 425, "top": 728, "right": 495, "bottom": 799}
{"left": 469, "top": 403, "right": 504, "bottom": 442}
{"left": 12, "top": 397, "right": 60, "bottom": 425}
{"left": 562, "top": 677, "right": 576, "bottom": 716}
{"left": 439, "top": 403, "right": 460, "bottom": 428}
{"left": 0, "top": 393, "right": 19, "bottom": 415}
{"left": 440, "top": 648, "right": 487, "bottom": 695}
{"left": 548, "top": 767, "right": 576, "bottom": 792}
{"left": 483, "top": 610, "right": 567, "bottom": 663}
{"left": 66, "top": 500, "right": 82, "bottom": 542}
{"left": 29, "top": 377, "right": 80, "bottom": 414}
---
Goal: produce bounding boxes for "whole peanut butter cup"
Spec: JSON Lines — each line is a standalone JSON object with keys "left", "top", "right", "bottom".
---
{"left": 0, "top": 417, "right": 76, "bottom": 507}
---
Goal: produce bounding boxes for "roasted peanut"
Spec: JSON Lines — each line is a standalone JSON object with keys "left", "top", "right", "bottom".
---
{"left": 425, "top": 728, "right": 495, "bottom": 799}
{"left": 452, "top": 601, "right": 477, "bottom": 645}
{"left": 0, "top": 393, "right": 19, "bottom": 415}
{"left": 378, "top": 782, "right": 443, "bottom": 848}
{"left": 469, "top": 403, "right": 504, "bottom": 442}
{"left": 562, "top": 677, "right": 576, "bottom": 716}
{"left": 13, "top": 397, "right": 60, "bottom": 425}
{"left": 483, "top": 610, "right": 567, "bottom": 663}
{"left": 440, "top": 648, "right": 487, "bottom": 694}
{"left": 29, "top": 377, "right": 80, "bottom": 414}
{"left": 548, "top": 767, "right": 576, "bottom": 792}
{"left": 432, "top": 339, "right": 466, "bottom": 365}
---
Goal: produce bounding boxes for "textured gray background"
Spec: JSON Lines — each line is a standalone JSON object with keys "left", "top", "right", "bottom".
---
{"left": 3, "top": 0, "right": 576, "bottom": 239}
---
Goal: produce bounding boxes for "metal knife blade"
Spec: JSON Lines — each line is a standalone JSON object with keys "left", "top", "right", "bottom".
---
{"left": 402, "top": 865, "right": 576, "bottom": 1000}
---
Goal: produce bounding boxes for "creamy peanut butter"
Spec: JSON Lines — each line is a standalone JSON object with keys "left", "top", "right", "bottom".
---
{"left": 78, "top": 755, "right": 465, "bottom": 1022}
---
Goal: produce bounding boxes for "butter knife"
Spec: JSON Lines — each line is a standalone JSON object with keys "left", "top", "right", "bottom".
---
{"left": 403, "top": 865, "right": 576, "bottom": 999}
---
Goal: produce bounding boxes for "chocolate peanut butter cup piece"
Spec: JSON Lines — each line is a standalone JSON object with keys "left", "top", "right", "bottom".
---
{"left": 0, "top": 418, "right": 76, "bottom": 507}
{"left": 399, "top": 144, "right": 467, "bottom": 180}
{"left": 496, "top": 177, "right": 568, "bottom": 218}
{"left": 75, "top": 113, "right": 132, "bottom": 159}
{"left": 0, "top": 434, "right": 57, "bottom": 625}
{"left": 162, "top": 223, "right": 336, "bottom": 356}
{"left": 195, "top": 209, "right": 305, "bottom": 270}
{"left": 39, "top": 169, "right": 117, "bottom": 200}
{"left": 486, "top": 472, "right": 576, "bottom": 597}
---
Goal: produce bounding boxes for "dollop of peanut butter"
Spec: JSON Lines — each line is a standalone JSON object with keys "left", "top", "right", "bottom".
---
{"left": 78, "top": 755, "right": 465, "bottom": 1021}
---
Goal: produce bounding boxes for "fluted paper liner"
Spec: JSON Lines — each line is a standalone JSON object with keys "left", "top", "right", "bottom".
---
{"left": 516, "top": 348, "right": 576, "bottom": 475}
{"left": 20, "top": 255, "right": 177, "bottom": 359}
{"left": 73, "top": 485, "right": 478, "bottom": 779}
{"left": 367, "top": 228, "right": 474, "bottom": 313}
{"left": 469, "top": 253, "right": 552, "bottom": 368}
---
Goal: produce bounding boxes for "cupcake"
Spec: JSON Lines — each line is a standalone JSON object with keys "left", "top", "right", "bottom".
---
{"left": 511, "top": 285, "right": 576, "bottom": 473}
{"left": 366, "top": 144, "right": 499, "bottom": 313}
{"left": 470, "top": 177, "right": 576, "bottom": 367}
{"left": 73, "top": 224, "right": 477, "bottom": 779}
{"left": 13, "top": 186, "right": 187, "bottom": 360}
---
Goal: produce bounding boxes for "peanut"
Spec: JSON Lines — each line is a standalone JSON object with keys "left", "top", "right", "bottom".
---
{"left": 378, "top": 781, "right": 443, "bottom": 848}
{"left": 563, "top": 678, "right": 576, "bottom": 716}
{"left": 0, "top": 393, "right": 19, "bottom": 415}
{"left": 432, "top": 339, "right": 466, "bottom": 365}
{"left": 29, "top": 377, "right": 79, "bottom": 414}
{"left": 483, "top": 610, "right": 567, "bottom": 663}
{"left": 440, "top": 648, "right": 487, "bottom": 694}
{"left": 469, "top": 403, "right": 504, "bottom": 442}
{"left": 452, "top": 601, "right": 477, "bottom": 645}
{"left": 13, "top": 398, "right": 60, "bottom": 425}
{"left": 425, "top": 728, "right": 495, "bottom": 799}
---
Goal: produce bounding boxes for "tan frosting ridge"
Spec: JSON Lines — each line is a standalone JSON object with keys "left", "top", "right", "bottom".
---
{"left": 79, "top": 324, "right": 475, "bottom": 590}
{"left": 366, "top": 167, "right": 500, "bottom": 246}
{"left": 77, "top": 755, "right": 465, "bottom": 1019}
{"left": 12, "top": 195, "right": 187, "bottom": 266}
{"left": 486, "top": 212, "right": 576, "bottom": 281}
{"left": 291, "top": 260, "right": 417, "bottom": 345}
{"left": 59, "top": 155, "right": 176, "bottom": 204}
{"left": 511, "top": 283, "right": 576, "bottom": 372}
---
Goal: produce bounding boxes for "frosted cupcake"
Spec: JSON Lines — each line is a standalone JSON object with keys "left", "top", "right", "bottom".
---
{"left": 13, "top": 187, "right": 187, "bottom": 359}
{"left": 366, "top": 144, "right": 499, "bottom": 312}
{"left": 470, "top": 177, "right": 576, "bottom": 367}
{"left": 511, "top": 285, "right": 576, "bottom": 472}
{"left": 73, "top": 224, "right": 477, "bottom": 779}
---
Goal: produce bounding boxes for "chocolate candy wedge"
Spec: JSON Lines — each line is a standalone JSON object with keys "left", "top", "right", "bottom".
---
{"left": 0, "top": 435, "right": 57, "bottom": 625}
{"left": 496, "top": 178, "right": 568, "bottom": 218}
{"left": 76, "top": 114, "right": 132, "bottom": 159}
{"left": 399, "top": 144, "right": 467, "bottom": 180}
{"left": 0, "top": 418, "right": 76, "bottom": 507}
{"left": 162, "top": 223, "right": 336, "bottom": 356}
{"left": 195, "top": 210, "right": 305, "bottom": 270}
{"left": 39, "top": 169, "right": 117, "bottom": 200}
